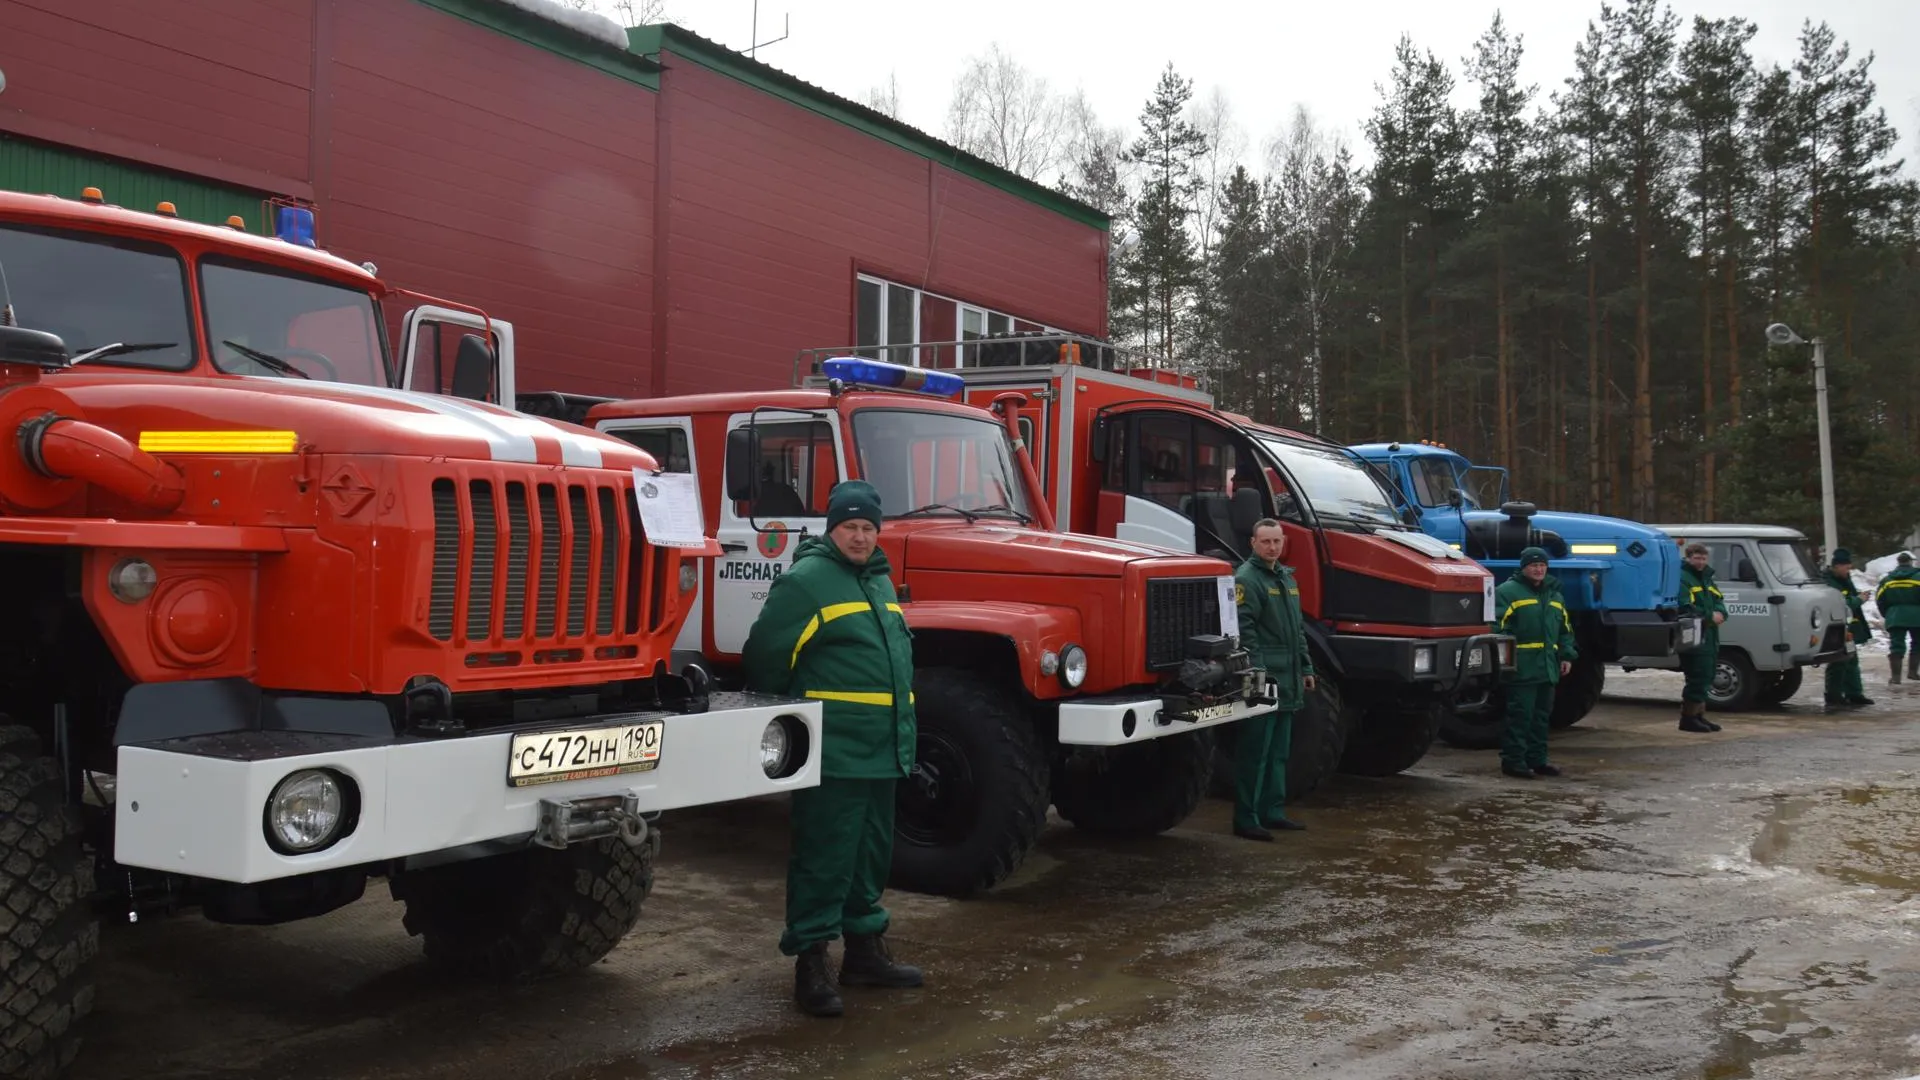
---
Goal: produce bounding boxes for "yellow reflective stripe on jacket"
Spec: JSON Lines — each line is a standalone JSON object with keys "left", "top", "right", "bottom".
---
{"left": 1550, "top": 600, "right": 1571, "bottom": 632}
{"left": 805, "top": 690, "right": 916, "bottom": 706}
{"left": 1878, "top": 580, "right": 1920, "bottom": 599}
{"left": 789, "top": 601, "right": 904, "bottom": 669}
{"left": 1499, "top": 597, "right": 1538, "bottom": 628}
{"left": 1516, "top": 642, "right": 1547, "bottom": 649}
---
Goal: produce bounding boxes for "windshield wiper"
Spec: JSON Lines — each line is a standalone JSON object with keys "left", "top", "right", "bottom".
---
{"left": 220, "top": 340, "right": 311, "bottom": 379}
{"left": 895, "top": 503, "right": 979, "bottom": 524}
{"left": 969, "top": 503, "right": 1032, "bottom": 524}
{"left": 69, "top": 341, "right": 176, "bottom": 365}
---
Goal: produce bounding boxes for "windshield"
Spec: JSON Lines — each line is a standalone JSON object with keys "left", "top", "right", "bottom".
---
{"left": 1257, "top": 436, "right": 1403, "bottom": 527}
{"left": 201, "top": 259, "right": 389, "bottom": 385}
{"left": 0, "top": 223, "right": 194, "bottom": 369}
{"left": 852, "top": 407, "right": 1032, "bottom": 521}
{"left": 1758, "top": 539, "right": 1818, "bottom": 585}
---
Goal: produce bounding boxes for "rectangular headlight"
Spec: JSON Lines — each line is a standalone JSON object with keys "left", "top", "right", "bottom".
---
{"left": 1413, "top": 646, "right": 1436, "bottom": 675}
{"left": 1569, "top": 543, "right": 1618, "bottom": 555}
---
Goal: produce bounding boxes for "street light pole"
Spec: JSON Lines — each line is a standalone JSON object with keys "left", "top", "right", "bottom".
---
{"left": 1767, "top": 322, "right": 1840, "bottom": 563}
{"left": 1811, "top": 336, "right": 1838, "bottom": 563}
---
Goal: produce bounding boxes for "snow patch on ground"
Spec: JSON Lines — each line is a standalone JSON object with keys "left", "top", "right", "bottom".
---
{"left": 493, "top": 0, "right": 630, "bottom": 48}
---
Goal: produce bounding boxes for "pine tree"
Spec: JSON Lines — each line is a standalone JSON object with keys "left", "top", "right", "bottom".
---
{"left": 1121, "top": 65, "right": 1209, "bottom": 361}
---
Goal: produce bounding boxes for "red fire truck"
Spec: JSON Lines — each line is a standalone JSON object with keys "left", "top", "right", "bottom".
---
{"left": 852, "top": 333, "right": 1514, "bottom": 791}
{"left": 0, "top": 187, "right": 821, "bottom": 1078}
{"left": 542, "top": 357, "right": 1279, "bottom": 899}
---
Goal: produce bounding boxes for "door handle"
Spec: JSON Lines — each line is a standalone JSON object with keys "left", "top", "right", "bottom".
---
{"left": 720, "top": 541, "right": 748, "bottom": 554}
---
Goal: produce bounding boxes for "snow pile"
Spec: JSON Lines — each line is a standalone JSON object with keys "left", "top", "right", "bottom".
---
{"left": 494, "top": 0, "right": 630, "bottom": 49}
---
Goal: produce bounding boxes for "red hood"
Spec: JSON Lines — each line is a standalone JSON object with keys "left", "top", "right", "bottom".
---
{"left": 45, "top": 371, "right": 655, "bottom": 470}
{"left": 891, "top": 521, "right": 1231, "bottom": 578}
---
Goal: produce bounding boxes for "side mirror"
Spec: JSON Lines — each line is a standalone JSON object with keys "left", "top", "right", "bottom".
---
{"left": 1447, "top": 489, "right": 1465, "bottom": 509}
{"left": 1735, "top": 558, "right": 1757, "bottom": 582}
{"left": 725, "top": 427, "right": 760, "bottom": 502}
{"left": 449, "top": 334, "right": 495, "bottom": 401}
{"left": 0, "top": 325, "right": 70, "bottom": 368}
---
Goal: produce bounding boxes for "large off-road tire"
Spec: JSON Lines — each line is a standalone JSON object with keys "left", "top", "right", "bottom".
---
{"left": 1706, "top": 649, "right": 1760, "bottom": 712}
{"left": 1757, "top": 667, "right": 1805, "bottom": 707}
{"left": 1338, "top": 701, "right": 1443, "bottom": 777}
{"left": 392, "top": 830, "right": 657, "bottom": 980}
{"left": 1548, "top": 653, "right": 1606, "bottom": 729}
{"left": 0, "top": 725, "right": 98, "bottom": 1080}
{"left": 1052, "top": 729, "right": 1214, "bottom": 835}
{"left": 1207, "top": 678, "right": 1351, "bottom": 803}
{"left": 891, "top": 667, "right": 1049, "bottom": 898}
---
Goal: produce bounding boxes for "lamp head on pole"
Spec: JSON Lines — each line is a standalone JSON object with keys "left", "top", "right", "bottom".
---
{"left": 1766, "top": 322, "right": 1805, "bottom": 346}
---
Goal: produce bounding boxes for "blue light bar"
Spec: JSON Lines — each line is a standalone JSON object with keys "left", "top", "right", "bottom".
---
{"left": 273, "top": 204, "right": 316, "bottom": 248}
{"left": 820, "top": 356, "right": 964, "bottom": 398}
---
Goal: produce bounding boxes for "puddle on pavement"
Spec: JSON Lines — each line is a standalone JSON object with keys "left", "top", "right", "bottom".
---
{"left": 1748, "top": 784, "right": 1920, "bottom": 895}
{"left": 1696, "top": 950, "right": 1866, "bottom": 1078}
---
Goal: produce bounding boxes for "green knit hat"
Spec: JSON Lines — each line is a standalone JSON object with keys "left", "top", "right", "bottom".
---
{"left": 1831, "top": 547, "right": 1853, "bottom": 565}
{"left": 1518, "top": 546, "right": 1549, "bottom": 568}
{"left": 825, "top": 480, "right": 883, "bottom": 532}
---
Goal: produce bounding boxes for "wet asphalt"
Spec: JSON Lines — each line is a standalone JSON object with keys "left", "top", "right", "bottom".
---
{"left": 72, "top": 667, "right": 1920, "bottom": 1080}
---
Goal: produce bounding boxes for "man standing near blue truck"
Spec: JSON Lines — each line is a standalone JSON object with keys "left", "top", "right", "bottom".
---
{"left": 1678, "top": 542, "right": 1727, "bottom": 732}
{"left": 1494, "top": 548, "right": 1579, "bottom": 778}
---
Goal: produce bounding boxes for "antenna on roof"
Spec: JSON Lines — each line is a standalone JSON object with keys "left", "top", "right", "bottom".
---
{"left": 748, "top": 0, "right": 789, "bottom": 59}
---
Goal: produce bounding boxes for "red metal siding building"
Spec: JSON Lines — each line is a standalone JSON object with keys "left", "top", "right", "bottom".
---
{"left": 0, "top": 1, "right": 1108, "bottom": 398}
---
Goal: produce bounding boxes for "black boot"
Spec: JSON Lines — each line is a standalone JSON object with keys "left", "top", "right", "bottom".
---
{"left": 1679, "top": 703, "right": 1714, "bottom": 733}
{"left": 1893, "top": 656, "right": 1904, "bottom": 686}
{"left": 840, "top": 933, "right": 923, "bottom": 988}
{"left": 794, "top": 943, "right": 844, "bottom": 1017}
{"left": 1908, "top": 654, "right": 1919, "bottom": 683}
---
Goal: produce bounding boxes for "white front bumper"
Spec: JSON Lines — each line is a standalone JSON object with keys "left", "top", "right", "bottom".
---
{"left": 114, "top": 694, "right": 821, "bottom": 884}
{"left": 1057, "top": 691, "right": 1277, "bottom": 747}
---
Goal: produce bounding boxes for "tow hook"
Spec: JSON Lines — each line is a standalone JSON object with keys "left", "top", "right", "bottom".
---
{"left": 533, "top": 792, "right": 655, "bottom": 850}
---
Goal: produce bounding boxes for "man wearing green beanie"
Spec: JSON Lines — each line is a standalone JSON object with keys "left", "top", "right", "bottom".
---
{"left": 1875, "top": 551, "right": 1920, "bottom": 684}
{"left": 1494, "top": 546, "right": 1578, "bottom": 778}
{"left": 1823, "top": 548, "right": 1873, "bottom": 707}
{"left": 742, "top": 479, "right": 922, "bottom": 1017}
{"left": 1678, "top": 542, "right": 1726, "bottom": 732}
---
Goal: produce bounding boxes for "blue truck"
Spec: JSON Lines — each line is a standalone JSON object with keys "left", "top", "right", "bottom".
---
{"left": 1349, "top": 441, "right": 1700, "bottom": 747}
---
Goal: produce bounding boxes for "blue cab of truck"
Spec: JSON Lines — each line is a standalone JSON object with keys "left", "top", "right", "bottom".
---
{"left": 1349, "top": 441, "right": 1698, "bottom": 744}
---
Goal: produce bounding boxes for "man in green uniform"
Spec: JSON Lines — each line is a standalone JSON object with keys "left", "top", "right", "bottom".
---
{"left": 1494, "top": 547, "right": 1578, "bottom": 778}
{"left": 742, "top": 480, "right": 922, "bottom": 1018}
{"left": 1230, "top": 518, "right": 1314, "bottom": 841}
{"left": 1678, "top": 541, "right": 1727, "bottom": 732}
{"left": 1874, "top": 551, "right": 1920, "bottom": 684}
{"left": 1822, "top": 548, "right": 1874, "bottom": 706}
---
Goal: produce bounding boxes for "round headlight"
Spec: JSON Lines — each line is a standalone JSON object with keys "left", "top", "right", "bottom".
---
{"left": 108, "top": 557, "right": 158, "bottom": 603}
{"left": 1060, "top": 644, "right": 1089, "bottom": 689}
{"left": 265, "top": 769, "right": 348, "bottom": 854}
{"left": 1811, "top": 609, "right": 1822, "bottom": 630}
{"left": 760, "top": 718, "right": 791, "bottom": 778}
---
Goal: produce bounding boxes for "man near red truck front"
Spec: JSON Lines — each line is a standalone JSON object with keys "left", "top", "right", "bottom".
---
{"left": 1231, "top": 519, "right": 1314, "bottom": 840}
{"left": 1496, "top": 547, "right": 1578, "bottom": 778}
{"left": 742, "top": 480, "right": 923, "bottom": 1018}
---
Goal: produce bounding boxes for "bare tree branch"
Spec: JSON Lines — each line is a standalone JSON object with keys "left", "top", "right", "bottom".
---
{"left": 945, "top": 44, "right": 1067, "bottom": 180}
{"left": 865, "top": 72, "right": 903, "bottom": 121}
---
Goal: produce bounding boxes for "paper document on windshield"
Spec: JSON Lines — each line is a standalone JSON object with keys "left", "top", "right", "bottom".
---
{"left": 1483, "top": 576, "right": 1497, "bottom": 621}
{"left": 1218, "top": 576, "right": 1241, "bottom": 638}
{"left": 630, "top": 469, "right": 706, "bottom": 549}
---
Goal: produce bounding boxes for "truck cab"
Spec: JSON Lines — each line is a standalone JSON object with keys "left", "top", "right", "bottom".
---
{"left": 910, "top": 333, "right": 1514, "bottom": 793}
{"left": 1623, "top": 524, "right": 1853, "bottom": 710}
{"left": 580, "top": 357, "right": 1278, "bottom": 898}
{"left": 1351, "top": 439, "right": 1698, "bottom": 744}
{"left": 0, "top": 187, "right": 820, "bottom": 1077}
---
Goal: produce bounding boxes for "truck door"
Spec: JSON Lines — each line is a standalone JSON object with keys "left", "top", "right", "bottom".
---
{"left": 1098, "top": 409, "right": 1273, "bottom": 561}
{"left": 1705, "top": 539, "right": 1780, "bottom": 646}
{"left": 399, "top": 306, "right": 515, "bottom": 404}
{"left": 1401, "top": 454, "right": 1468, "bottom": 548}
{"left": 711, "top": 413, "right": 841, "bottom": 655}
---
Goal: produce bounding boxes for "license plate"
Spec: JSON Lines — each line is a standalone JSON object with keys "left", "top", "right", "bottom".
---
{"left": 507, "top": 720, "right": 663, "bottom": 788}
{"left": 1188, "top": 702, "right": 1237, "bottom": 722}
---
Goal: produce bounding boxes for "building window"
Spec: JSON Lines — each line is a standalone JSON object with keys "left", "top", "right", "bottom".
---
{"left": 958, "top": 304, "right": 1016, "bottom": 366}
{"left": 856, "top": 274, "right": 920, "bottom": 367}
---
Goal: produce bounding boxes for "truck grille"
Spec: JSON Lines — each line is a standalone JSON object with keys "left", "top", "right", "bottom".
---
{"left": 428, "top": 475, "right": 665, "bottom": 650}
{"left": 1145, "top": 577, "right": 1223, "bottom": 669}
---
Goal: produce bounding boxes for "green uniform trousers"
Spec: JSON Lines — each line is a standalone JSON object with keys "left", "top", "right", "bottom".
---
{"left": 779, "top": 777, "right": 895, "bottom": 956}
{"left": 1501, "top": 683, "right": 1554, "bottom": 770}
{"left": 1232, "top": 711, "right": 1294, "bottom": 831}
{"left": 1824, "top": 656, "right": 1865, "bottom": 700}
{"left": 1681, "top": 642, "right": 1719, "bottom": 703}
{"left": 1888, "top": 628, "right": 1920, "bottom": 656}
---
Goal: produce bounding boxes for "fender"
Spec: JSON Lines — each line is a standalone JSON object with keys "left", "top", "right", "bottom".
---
{"left": 901, "top": 600, "right": 1085, "bottom": 700}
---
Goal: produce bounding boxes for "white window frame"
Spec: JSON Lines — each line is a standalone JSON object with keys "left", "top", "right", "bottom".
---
{"left": 856, "top": 273, "right": 922, "bottom": 368}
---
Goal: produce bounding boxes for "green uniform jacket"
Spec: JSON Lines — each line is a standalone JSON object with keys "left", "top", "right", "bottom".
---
{"left": 1828, "top": 569, "right": 1872, "bottom": 643}
{"left": 1235, "top": 556, "right": 1314, "bottom": 712}
{"left": 1495, "top": 572, "right": 1578, "bottom": 685}
{"left": 1875, "top": 566, "right": 1920, "bottom": 630}
{"left": 741, "top": 536, "right": 916, "bottom": 780}
{"left": 1680, "top": 563, "right": 1728, "bottom": 645}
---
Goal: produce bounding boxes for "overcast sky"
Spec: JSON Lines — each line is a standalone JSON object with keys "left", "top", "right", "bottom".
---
{"left": 629, "top": 0, "right": 1920, "bottom": 173}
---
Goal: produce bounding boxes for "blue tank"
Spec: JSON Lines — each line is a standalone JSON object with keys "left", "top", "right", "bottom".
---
{"left": 1349, "top": 441, "right": 1699, "bottom": 735}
